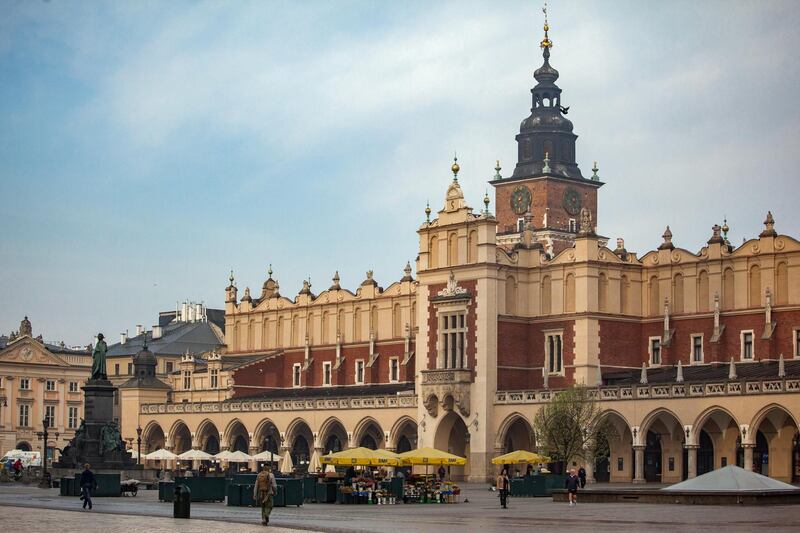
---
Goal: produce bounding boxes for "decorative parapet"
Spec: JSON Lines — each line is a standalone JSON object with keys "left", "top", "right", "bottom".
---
{"left": 421, "top": 368, "right": 472, "bottom": 384}
{"left": 140, "top": 393, "right": 417, "bottom": 415}
{"left": 494, "top": 379, "right": 800, "bottom": 404}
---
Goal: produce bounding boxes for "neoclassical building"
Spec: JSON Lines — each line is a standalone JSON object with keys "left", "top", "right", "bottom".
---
{"left": 121, "top": 20, "right": 800, "bottom": 483}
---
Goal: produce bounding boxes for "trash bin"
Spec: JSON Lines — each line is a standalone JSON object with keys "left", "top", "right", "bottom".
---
{"left": 174, "top": 484, "right": 191, "bottom": 519}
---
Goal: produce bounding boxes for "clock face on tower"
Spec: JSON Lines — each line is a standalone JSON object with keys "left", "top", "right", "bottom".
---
{"left": 510, "top": 186, "right": 532, "bottom": 215}
{"left": 563, "top": 187, "right": 582, "bottom": 216}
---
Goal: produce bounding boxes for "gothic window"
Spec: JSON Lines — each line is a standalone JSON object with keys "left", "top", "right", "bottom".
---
{"left": 354, "top": 308, "right": 362, "bottom": 341}
{"left": 505, "top": 276, "right": 517, "bottom": 315}
{"left": 389, "top": 357, "right": 399, "bottom": 383}
{"left": 322, "top": 311, "right": 330, "bottom": 344}
{"left": 598, "top": 272, "right": 608, "bottom": 312}
{"left": 649, "top": 276, "right": 660, "bottom": 316}
{"left": 564, "top": 273, "right": 576, "bottom": 313}
{"left": 776, "top": 261, "right": 788, "bottom": 305}
{"left": 447, "top": 232, "right": 458, "bottom": 266}
{"left": 697, "top": 270, "right": 709, "bottom": 312}
{"left": 429, "top": 236, "right": 439, "bottom": 268}
{"left": 467, "top": 230, "right": 478, "bottom": 263}
{"left": 749, "top": 264, "right": 761, "bottom": 308}
{"left": 393, "top": 303, "right": 402, "bottom": 338}
{"left": 541, "top": 276, "right": 552, "bottom": 315}
{"left": 723, "top": 267, "right": 735, "bottom": 310}
{"left": 673, "top": 273, "right": 684, "bottom": 314}
{"left": 440, "top": 312, "right": 467, "bottom": 369}
{"left": 545, "top": 331, "right": 563, "bottom": 375}
{"left": 620, "top": 275, "right": 629, "bottom": 314}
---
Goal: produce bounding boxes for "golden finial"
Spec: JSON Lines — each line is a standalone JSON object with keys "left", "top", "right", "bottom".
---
{"left": 425, "top": 200, "right": 431, "bottom": 222}
{"left": 540, "top": 2, "right": 552, "bottom": 49}
{"left": 451, "top": 152, "right": 460, "bottom": 180}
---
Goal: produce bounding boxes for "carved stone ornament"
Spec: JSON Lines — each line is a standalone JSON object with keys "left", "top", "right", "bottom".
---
{"left": 423, "top": 394, "right": 439, "bottom": 417}
{"left": 438, "top": 271, "right": 467, "bottom": 298}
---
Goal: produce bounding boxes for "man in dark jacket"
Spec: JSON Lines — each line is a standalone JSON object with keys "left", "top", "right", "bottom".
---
{"left": 565, "top": 468, "right": 579, "bottom": 506}
{"left": 80, "top": 463, "right": 96, "bottom": 510}
{"left": 578, "top": 466, "right": 587, "bottom": 488}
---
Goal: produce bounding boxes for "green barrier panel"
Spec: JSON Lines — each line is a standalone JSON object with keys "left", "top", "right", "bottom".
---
{"left": 73, "top": 473, "right": 120, "bottom": 497}
{"left": 226, "top": 483, "right": 241, "bottom": 506}
{"left": 315, "top": 482, "right": 338, "bottom": 503}
{"left": 240, "top": 484, "right": 257, "bottom": 507}
{"left": 276, "top": 478, "right": 303, "bottom": 507}
{"left": 159, "top": 481, "right": 175, "bottom": 502}
{"left": 303, "top": 477, "right": 316, "bottom": 502}
{"left": 171, "top": 476, "right": 227, "bottom": 502}
{"left": 59, "top": 477, "right": 78, "bottom": 496}
{"left": 232, "top": 473, "right": 258, "bottom": 485}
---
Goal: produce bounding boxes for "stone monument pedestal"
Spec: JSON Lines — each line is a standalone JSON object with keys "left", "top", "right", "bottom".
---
{"left": 54, "top": 379, "right": 141, "bottom": 471}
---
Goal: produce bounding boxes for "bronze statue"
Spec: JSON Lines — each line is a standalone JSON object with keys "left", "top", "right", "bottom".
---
{"left": 99, "top": 420, "right": 123, "bottom": 456}
{"left": 91, "top": 333, "right": 108, "bottom": 380}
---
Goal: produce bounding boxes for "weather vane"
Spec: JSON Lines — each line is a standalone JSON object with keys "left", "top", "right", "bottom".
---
{"left": 541, "top": 2, "right": 552, "bottom": 49}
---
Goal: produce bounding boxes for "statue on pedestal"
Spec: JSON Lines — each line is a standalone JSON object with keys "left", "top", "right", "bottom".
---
{"left": 91, "top": 333, "right": 108, "bottom": 380}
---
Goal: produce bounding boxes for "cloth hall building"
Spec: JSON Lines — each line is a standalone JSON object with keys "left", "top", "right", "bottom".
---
{"left": 120, "top": 23, "right": 800, "bottom": 484}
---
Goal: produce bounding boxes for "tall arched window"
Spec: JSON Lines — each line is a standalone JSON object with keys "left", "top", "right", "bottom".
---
{"left": 392, "top": 303, "right": 402, "bottom": 338}
{"left": 337, "top": 309, "right": 345, "bottom": 342}
{"left": 370, "top": 306, "right": 379, "bottom": 339}
{"left": 749, "top": 264, "right": 761, "bottom": 308}
{"left": 448, "top": 232, "right": 458, "bottom": 266}
{"left": 505, "top": 276, "right": 517, "bottom": 315}
{"left": 410, "top": 302, "right": 416, "bottom": 333}
{"left": 620, "top": 274, "right": 629, "bottom": 314}
{"left": 673, "top": 273, "right": 684, "bottom": 314}
{"left": 776, "top": 262, "right": 788, "bottom": 305}
{"left": 598, "top": 272, "right": 608, "bottom": 312}
{"left": 649, "top": 275, "right": 660, "bottom": 316}
{"left": 353, "top": 308, "right": 362, "bottom": 341}
{"left": 697, "top": 270, "right": 709, "bottom": 312}
{"left": 564, "top": 273, "right": 576, "bottom": 313}
{"left": 321, "top": 311, "right": 330, "bottom": 344}
{"left": 723, "top": 267, "right": 735, "bottom": 310}
{"left": 292, "top": 315, "right": 300, "bottom": 346}
{"left": 541, "top": 276, "right": 552, "bottom": 315}
{"left": 429, "top": 236, "right": 439, "bottom": 269}
{"left": 468, "top": 230, "right": 478, "bottom": 263}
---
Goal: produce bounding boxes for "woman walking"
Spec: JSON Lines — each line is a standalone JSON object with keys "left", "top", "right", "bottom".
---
{"left": 496, "top": 468, "right": 510, "bottom": 509}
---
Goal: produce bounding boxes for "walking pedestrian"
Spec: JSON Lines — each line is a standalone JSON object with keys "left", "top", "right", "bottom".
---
{"left": 496, "top": 468, "right": 510, "bottom": 509}
{"left": 565, "top": 468, "right": 579, "bottom": 507}
{"left": 12, "top": 459, "right": 23, "bottom": 480}
{"left": 80, "top": 463, "right": 96, "bottom": 510}
{"left": 254, "top": 464, "right": 277, "bottom": 526}
{"left": 578, "top": 465, "right": 587, "bottom": 488}
{"left": 437, "top": 465, "right": 446, "bottom": 482}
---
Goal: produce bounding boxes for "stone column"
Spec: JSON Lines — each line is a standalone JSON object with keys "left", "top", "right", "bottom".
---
{"left": 584, "top": 455, "right": 595, "bottom": 484}
{"left": 633, "top": 446, "right": 645, "bottom": 484}
{"left": 191, "top": 445, "right": 201, "bottom": 471}
{"left": 743, "top": 444, "right": 755, "bottom": 472}
{"left": 249, "top": 445, "right": 259, "bottom": 472}
{"left": 685, "top": 445, "right": 698, "bottom": 479}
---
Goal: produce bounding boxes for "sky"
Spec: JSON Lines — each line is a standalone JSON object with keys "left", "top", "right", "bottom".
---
{"left": 1, "top": 0, "right": 799, "bottom": 346}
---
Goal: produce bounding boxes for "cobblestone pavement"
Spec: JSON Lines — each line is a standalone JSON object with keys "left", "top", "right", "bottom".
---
{"left": 1, "top": 482, "right": 799, "bottom": 532}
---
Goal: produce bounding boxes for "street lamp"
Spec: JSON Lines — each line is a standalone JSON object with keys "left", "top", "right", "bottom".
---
{"left": 136, "top": 426, "right": 142, "bottom": 465}
{"left": 37, "top": 418, "right": 53, "bottom": 488}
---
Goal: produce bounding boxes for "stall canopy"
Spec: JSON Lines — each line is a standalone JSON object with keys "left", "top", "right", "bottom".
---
{"left": 491, "top": 450, "right": 551, "bottom": 465}
{"left": 178, "top": 449, "right": 214, "bottom": 461}
{"left": 397, "top": 447, "right": 466, "bottom": 466}
{"left": 144, "top": 449, "right": 178, "bottom": 461}
{"left": 320, "top": 447, "right": 400, "bottom": 466}
{"left": 252, "top": 450, "right": 280, "bottom": 462}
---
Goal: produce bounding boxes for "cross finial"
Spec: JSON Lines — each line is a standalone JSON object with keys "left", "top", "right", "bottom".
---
{"left": 540, "top": 2, "right": 552, "bottom": 49}
{"left": 493, "top": 160, "right": 502, "bottom": 180}
{"left": 451, "top": 152, "right": 460, "bottom": 181}
{"left": 425, "top": 200, "right": 431, "bottom": 222}
{"left": 229, "top": 270, "right": 234, "bottom": 285}
{"left": 267, "top": 264, "right": 273, "bottom": 278}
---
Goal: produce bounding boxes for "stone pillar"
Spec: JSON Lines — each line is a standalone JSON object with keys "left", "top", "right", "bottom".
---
{"left": 584, "top": 456, "right": 595, "bottom": 484}
{"left": 743, "top": 444, "right": 755, "bottom": 472}
{"left": 633, "top": 446, "right": 645, "bottom": 484}
{"left": 685, "top": 445, "right": 698, "bottom": 479}
{"left": 249, "top": 445, "right": 259, "bottom": 472}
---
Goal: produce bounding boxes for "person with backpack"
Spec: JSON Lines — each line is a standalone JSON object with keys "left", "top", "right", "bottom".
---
{"left": 79, "top": 463, "right": 97, "bottom": 510}
{"left": 254, "top": 464, "right": 278, "bottom": 526}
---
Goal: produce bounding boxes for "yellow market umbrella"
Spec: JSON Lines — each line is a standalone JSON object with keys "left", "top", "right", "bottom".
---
{"left": 491, "top": 450, "right": 551, "bottom": 465}
{"left": 320, "top": 447, "right": 400, "bottom": 466}
{"left": 397, "top": 447, "right": 466, "bottom": 466}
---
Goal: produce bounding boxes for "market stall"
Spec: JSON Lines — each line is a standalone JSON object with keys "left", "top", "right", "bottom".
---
{"left": 491, "top": 450, "right": 563, "bottom": 497}
{"left": 320, "top": 447, "right": 401, "bottom": 504}
{"left": 397, "top": 447, "right": 465, "bottom": 504}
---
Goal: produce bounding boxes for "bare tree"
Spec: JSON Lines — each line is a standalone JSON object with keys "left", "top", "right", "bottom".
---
{"left": 533, "top": 386, "right": 616, "bottom": 467}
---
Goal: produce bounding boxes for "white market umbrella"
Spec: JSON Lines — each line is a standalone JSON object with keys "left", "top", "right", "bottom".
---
{"left": 325, "top": 464, "right": 336, "bottom": 473}
{"left": 308, "top": 449, "right": 321, "bottom": 473}
{"left": 280, "top": 450, "right": 294, "bottom": 474}
{"left": 214, "top": 450, "right": 235, "bottom": 461}
{"left": 252, "top": 450, "right": 280, "bottom": 462}
{"left": 227, "top": 450, "right": 253, "bottom": 463}
{"left": 144, "top": 449, "right": 178, "bottom": 461}
{"left": 178, "top": 449, "right": 213, "bottom": 461}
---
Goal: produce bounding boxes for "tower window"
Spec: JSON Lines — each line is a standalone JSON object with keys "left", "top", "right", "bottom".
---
{"left": 323, "top": 361, "right": 332, "bottom": 386}
{"left": 292, "top": 363, "right": 302, "bottom": 388}
{"left": 355, "top": 360, "right": 365, "bottom": 385}
{"left": 741, "top": 331, "right": 754, "bottom": 360}
{"left": 210, "top": 369, "right": 218, "bottom": 389}
{"left": 545, "top": 331, "right": 563, "bottom": 375}
{"left": 517, "top": 218, "right": 525, "bottom": 232}
{"left": 568, "top": 219, "right": 577, "bottom": 233}
{"left": 691, "top": 335, "right": 703, "bottom": 363}
{"left": 440, "top": 312, "right": 467, "bottom": 369}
